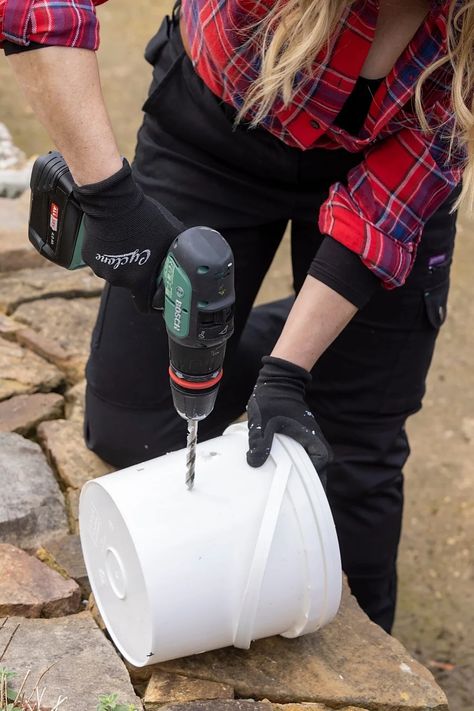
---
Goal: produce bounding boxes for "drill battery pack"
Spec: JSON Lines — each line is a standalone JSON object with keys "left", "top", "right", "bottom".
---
{"left": 29, "top": 152, "right": 85, "bottom": 270}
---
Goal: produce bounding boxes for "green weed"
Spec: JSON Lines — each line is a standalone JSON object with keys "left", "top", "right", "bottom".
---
{"left": 96, "top": 693, "right": 138, "bottom": 711}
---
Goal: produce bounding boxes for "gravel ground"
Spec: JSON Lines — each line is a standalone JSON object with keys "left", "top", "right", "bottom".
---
{"left": 1, "top": 2, "right": 473, "bottom": 707}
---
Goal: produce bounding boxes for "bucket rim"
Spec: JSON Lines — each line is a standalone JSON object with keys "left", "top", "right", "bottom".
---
{"left": 79, "top": 479, "right": 154, "bottom": 667}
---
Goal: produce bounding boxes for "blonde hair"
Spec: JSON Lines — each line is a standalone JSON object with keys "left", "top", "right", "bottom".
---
{"left": 417, "top": 1, "right": 474, "bottom": 209}
{"left": 240, "top": 0, "right": 474, "bottom": 210}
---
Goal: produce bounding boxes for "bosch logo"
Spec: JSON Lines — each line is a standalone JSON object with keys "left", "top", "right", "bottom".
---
{"left": 176, "top": 286, "right": 185, "bottom": 299}
{"left": 174, "top": 300, "right": 183, "bottom": 332}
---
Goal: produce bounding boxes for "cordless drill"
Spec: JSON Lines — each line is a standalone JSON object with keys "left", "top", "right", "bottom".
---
{"left": 28, "top": 152, "right": 235, "bottom": 487}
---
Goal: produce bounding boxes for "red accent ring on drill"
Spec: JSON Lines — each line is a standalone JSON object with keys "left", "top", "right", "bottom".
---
{"left": 168, "top": 367, "right": 223, "bottom": 391}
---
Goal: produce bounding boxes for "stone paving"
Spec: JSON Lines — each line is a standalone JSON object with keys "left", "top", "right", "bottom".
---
{"left": 0, "top": 189, "right": 451, "bottom": 711}
{"left": 0, "top": 614, "right": 141, "bottom": 711}
{"left": 0, "top": 543, "right": 81, "bottom": 617}
{"left": 147, "top": 585, "right": 449, "bottom": 711}
{"left": 0, "top": 432, "right": 69, "bottom": 550}
{"left": 0, "top": 392, "right": 64, "bottom": 435}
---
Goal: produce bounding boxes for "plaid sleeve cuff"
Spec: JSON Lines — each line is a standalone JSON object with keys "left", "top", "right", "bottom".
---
{"left": 318, "top": 183, "right": 419, "bottom": 290}
{"left": 1, "top": 0, "right": 102, "bottom": 50}
{"left": 319, "top": 125, "right": 462, "bottom": 290}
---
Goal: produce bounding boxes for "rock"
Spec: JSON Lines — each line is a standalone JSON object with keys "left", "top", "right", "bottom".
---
{"left": 0, "top": 126, "right": 34, "bottom": 199}
{"left": 273, "top": 706, "right": 368, "bottom": 711}
{"left": 65, "top": 379, "right": 86, "bottom": 422}
{"left": 156, "top": 704, "right": 367, "bottom": 711}
{"left": 0, "top": 191, "right": 45, "bottom": 269}
{"left": 0, "top": 264, "right": 102, "bottom": 314}
{"left": 0, "top": 123, "right": 26, "bottom": 170}
{"left": 16, "top": 326, "right": 73, "bottom": 363}
{"left": 0, "top": 432, "right": 69, "bottom": 550}
{"left": 158, "top": 703, "right": 269, "bottom": 711}
{"left": 65, "top": 487, "right": 81, "bottom": 534}
{"left": 0, "top": 392, "right": 64, "bottom": 434}
{"left": 37, "top": 534, "right": 90, "bottom": 597}
{"left": 0, "top": 313, "right": 23, "bottom": 340}
{"left": 87, "top": 593, "right": 106, "bottom": 632}
{"left": 138, "top": 585, "right": 448, "bottom": 711}
{"left": 15, "top": 296, "right": 101, "bottom": 382}
{"left": 0, "top": 336, "right": 64, "bottom": 401}
{"left": 144, "top": 671, "right": 233, "bottom": 709}
{"left": 37, "top": 419, "right": 106, "bottom": 487}
{"left": 0, "top": 158, "right": 36, "bottom": 199}
{"left": 0, "top": 543, "right": 81, "bottom": 617}
{"left": 38, "top": 418, "right": 112, "bottom": 490}
{"left": 0, "top": 613, "right": 141, "bottom": 711}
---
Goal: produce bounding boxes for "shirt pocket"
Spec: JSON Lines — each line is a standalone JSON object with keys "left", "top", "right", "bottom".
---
{"left": 3, "top": 0, "right": 34, "bottom": 44}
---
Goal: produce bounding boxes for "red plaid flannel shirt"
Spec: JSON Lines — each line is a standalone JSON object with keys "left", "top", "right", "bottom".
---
{"left": 1, "top": 0, "right": 463, "bottom": 287}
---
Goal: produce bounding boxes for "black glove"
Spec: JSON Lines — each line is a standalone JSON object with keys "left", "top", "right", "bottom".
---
{"left": 74, "top": 159, "right": 184, "bottom": 311}
{"left": 246, "top": 356, "right": 332, "bottom": 481}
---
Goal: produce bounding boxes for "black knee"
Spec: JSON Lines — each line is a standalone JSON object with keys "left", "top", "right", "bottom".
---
{"left": 84, "top": 385, "right": 186, "bottom": 469}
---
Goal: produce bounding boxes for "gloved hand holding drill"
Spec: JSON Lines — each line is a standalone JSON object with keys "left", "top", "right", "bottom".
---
{"left": 74, "top": 158, "right": 184, "bottom": 312}
{"left": 29, "top": 149, "right": 332, "bottom": 485}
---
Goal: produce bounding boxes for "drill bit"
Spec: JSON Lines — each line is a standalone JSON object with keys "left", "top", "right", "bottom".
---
{"left": 186, "top": 418, "right": 198, "bottom": 490}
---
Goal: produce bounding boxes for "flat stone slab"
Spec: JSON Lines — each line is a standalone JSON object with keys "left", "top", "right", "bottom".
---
{"left": 140, "top": 585, "right": 448, "bottom": 711}
{"left": 65, "top": 379, "right": 86, "bottom": 422}
{"left": 0, "top": 336, "right": 64, "bottom": 402}
{"left": 145, "top": 671, "right": 233, "bottom": 709}
{"left": 158, "top": 703, "right": 268, "bottom": 711}
{"left": 38, "top": 418, "right": 112, "bottom": 491}
{"left": 0, "top": 264, "right": 102, "bottom": 315}
{"left": 38, "top": 534, "right": 90, "bottom": 597}
{"left": 0, "top": 313, "right": 23, "bottom": 340}
{"left": 0, "top": 543, "right": 81, "bottom": 617}
{"left": 0, "top": 392, "right": 64, "bottom": 434}
{"left": 0, "top": 612, "right": 141, "bottom": 711}
{"left": 0, "top": 432, "right": 69, "bottom": 550}
{"left": 15, "top": 296, "right": 101, "bottom": 382}
{"left": 273, "top": 706, "right": 368, "bottom": 711}
{"left": 157, "top": 704, "right": 367, "bottom": 711}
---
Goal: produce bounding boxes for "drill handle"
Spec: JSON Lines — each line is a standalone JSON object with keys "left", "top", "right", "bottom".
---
{"left": 152, "top": 278, "right": 165, "bottom": 311}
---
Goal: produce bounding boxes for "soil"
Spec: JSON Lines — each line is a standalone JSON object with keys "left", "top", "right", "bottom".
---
{"left": 1, "top": 1, "right": 472, "bottom": 707}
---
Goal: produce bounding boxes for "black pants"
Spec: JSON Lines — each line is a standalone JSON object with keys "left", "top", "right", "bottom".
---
{"left": 84, "top": 14, "right": 457, "bottom": 633}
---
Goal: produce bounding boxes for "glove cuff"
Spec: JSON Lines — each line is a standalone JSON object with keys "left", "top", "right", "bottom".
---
{"left": 261, "top": 355, "right": 312, "bottom": 384}
{"left": 73, "top": 158, "right": 143, "bottom": 217}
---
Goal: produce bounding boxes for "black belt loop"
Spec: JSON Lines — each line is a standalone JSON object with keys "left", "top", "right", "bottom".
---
{"left": 172, "top": 0, "right": 182, "bottom": 25}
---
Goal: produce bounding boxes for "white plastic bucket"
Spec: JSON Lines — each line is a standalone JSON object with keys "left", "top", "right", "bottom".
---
{"left": 79, "top": 422, "right": 341, "bottom": 667}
